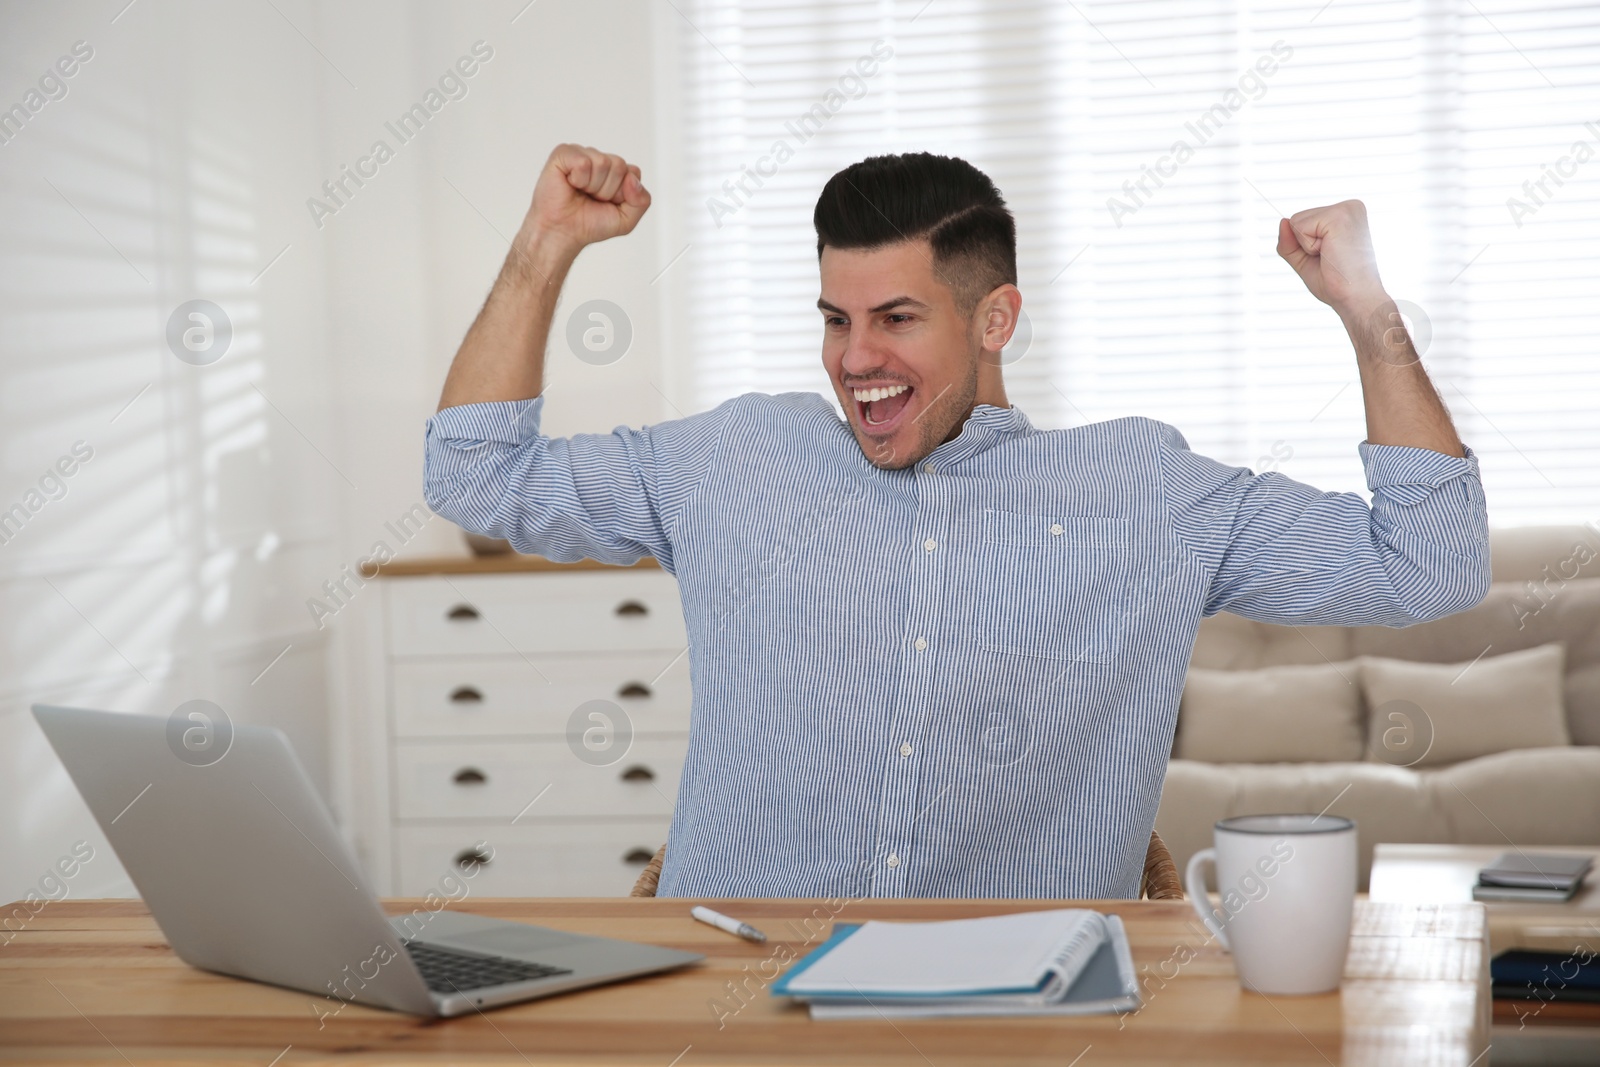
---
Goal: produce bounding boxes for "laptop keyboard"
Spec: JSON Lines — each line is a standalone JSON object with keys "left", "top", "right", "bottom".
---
{"left": 404, "top": 940, "right": 573, "bottom": 994}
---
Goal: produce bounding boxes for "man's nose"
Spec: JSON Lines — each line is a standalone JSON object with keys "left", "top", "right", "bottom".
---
{"left": 839, "top": 327, "right": 883, "bottom": 376}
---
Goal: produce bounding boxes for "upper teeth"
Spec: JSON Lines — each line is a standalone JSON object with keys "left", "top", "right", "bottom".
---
{"left": 853, "top": 385, "right": 909, "bottom": 403}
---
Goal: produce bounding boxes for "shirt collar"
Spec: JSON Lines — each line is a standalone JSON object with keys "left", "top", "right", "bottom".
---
{"left": 923, "top": 403, "right": 1035, "bottom": 470}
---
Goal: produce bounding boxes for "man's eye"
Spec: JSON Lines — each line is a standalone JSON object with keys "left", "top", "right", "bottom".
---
{"left": 886, "top": 314, "right": 912, "bottom": 324}
{"left": 825, "top": 317, "right": 847, "bottom": 327}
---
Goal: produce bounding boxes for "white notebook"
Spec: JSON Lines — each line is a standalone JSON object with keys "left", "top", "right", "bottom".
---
{"left": 772, "top": 909, "right": 1139, "bottom": 1018}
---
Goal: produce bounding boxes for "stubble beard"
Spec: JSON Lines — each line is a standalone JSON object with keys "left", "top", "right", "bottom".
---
{"left": 854, "top": 349, "right": 980, "bottom": 472}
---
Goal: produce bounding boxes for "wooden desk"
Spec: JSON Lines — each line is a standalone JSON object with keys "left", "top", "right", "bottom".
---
{"left": 0, "top": 897, "right": 1487, "bottom": 1066}
{"left": 1370, "top": 844, "right": 1600, "bottom": 954}
{"left": 1370, "top": 842, "right": 1600, "bottom": 1057}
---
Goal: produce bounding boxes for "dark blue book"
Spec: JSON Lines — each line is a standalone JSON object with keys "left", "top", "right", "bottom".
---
{"left": 1492, "top": 950, "right": 1600, "bottom": 1002}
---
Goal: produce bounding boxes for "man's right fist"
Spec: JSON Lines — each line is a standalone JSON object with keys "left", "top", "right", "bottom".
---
{"left": 523, "top": 143, "right": 651, "bottom": 254}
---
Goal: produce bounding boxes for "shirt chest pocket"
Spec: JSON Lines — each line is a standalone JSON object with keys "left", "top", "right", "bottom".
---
{"left": 977, "top": 510, "right": 1135, "bottom": 665}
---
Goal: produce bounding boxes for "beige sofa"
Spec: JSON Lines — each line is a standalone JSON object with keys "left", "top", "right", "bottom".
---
{"left": 1156, "top": 524, "right": 1600, "bottom": 888}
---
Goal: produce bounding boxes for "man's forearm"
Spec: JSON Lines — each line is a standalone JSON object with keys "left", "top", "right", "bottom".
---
{"left": 1339, "top": 293, "right": 1465, "bottom": 459}
{"left": 436, "top": 144, "right": 650, "bottom": 411}
{"left": 437, "top": 231, "right": 578, "bottom": 411}
{"left": 1276, "top": 202, "right": 1466, "bottom": 460}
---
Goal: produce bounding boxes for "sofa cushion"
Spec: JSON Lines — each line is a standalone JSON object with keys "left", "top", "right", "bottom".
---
{"left": 1350, "top": 579, "right": 1600, "bottom": 746}
{"left": 1157, "top": 749, "right": 1600, "bottom": 891}
{"left": 1176, "top": 662, "right": 1364, "bottom": 762}
{"left": 1422, "top": 747, "right": 1600, "bottom": 845}
{"left": 1532, "top": 580, "right": 1600, "bottom": 746}
{"left": 1156, "top": 759, "right": 1450, "bottom": 890}
{"left": 1359, "top": 643, "right": 1568, "bottom": 767}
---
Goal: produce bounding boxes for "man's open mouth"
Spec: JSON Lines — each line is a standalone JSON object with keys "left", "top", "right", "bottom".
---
{"left": 852, "top": 384, "right": 915, "bottom": 433}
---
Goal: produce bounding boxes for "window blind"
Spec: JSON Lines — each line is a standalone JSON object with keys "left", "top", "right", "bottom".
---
{"left": 675, "top": 0, "right": 1600, "bottom": 524}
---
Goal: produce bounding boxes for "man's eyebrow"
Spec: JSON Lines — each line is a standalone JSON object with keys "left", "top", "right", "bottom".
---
{"left": 815, "top": 296, "right": 931, "bottom": 315}
{"left": 870, "top": 295, "right": 930, "bottom": 314}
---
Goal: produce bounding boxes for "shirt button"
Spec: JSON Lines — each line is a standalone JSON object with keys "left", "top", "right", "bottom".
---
{"left": 922, "top": 463, "right": 936, "bottom": 474}
{"left": 1050, "top": 523, "right": 1064, "bottom": 536}
{"left": 900, "top": 742, "right": 913, "bottom": 757}
{"left": 923, "top": 538, "right": 937, "bottom": 552}
{"left": 914, "top": 636, "right": 927, "bottom": 652}
{"left": 886, "top": 853, "right": 901, "bottom": 868}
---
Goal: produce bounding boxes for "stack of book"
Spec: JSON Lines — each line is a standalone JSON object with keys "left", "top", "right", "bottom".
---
{"left": 771, "top": 909, "right": 1139, "bottom": 1019}
{"left": 1473, "top": 852, "right": 1593, "bottom": 903}
{"left": 1492, "top": 949, "right": 1600, "bottom": 1004}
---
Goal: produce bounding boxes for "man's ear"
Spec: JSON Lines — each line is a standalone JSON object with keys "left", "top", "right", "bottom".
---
{"left": 977, "top": 284, "right": 1023, "bottom": 365}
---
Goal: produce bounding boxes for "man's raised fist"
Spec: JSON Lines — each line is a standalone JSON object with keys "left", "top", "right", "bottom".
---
{"left": 1276, "top": 199, "right": 1386, "bottom": 316}
{"left": 523, "top": 143, "right": 651, "bottom": 254}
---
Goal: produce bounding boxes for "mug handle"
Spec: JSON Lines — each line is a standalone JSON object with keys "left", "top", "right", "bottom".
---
{"left": 1185, "top": 847, "right": 1230, "bottom": 950}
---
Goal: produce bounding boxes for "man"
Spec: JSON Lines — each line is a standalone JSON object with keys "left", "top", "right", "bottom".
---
{"left": 425, "top": 144, "right": 1488, "bottom": 899}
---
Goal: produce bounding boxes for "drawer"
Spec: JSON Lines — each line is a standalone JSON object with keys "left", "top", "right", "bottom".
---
{"left": 393, "top": 738, "right": 687, "bottom": 820}
{"left": 386, "top": 572, "right": 685, "bottom": 656}
{"left": 393, "top": 821, "right": 669, "bottom": 897}
{"left": 390, "top": 656, "right": 691, "bottom": 738}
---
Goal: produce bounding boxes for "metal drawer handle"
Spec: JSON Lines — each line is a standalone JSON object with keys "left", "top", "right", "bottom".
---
{"left": 614, "top": 600, "right": 649, "bottom": 617}
{"left": 446, "top": 604, "right": 480, "bottom": 621}
{"left": 449, "top": 685, "right": 484, "bottom": 704}
{"left": 617, "top": 682, "right": 651, "bottom": 700}
{"left": 619, "top": 765, "right": 655, "bottom": 783}
{"left": 622, "top": 847, "right": 655, "bottom": 866}
{"left": 454, "top": 846, "right": 492, "bottom": 870}
{"left": 452, "top": 767, "right": 488, "bottom": 786}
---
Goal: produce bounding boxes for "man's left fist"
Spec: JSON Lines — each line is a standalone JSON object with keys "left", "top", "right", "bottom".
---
{"left": 1276, "top": 200, "right": 1386, "bottom": 315}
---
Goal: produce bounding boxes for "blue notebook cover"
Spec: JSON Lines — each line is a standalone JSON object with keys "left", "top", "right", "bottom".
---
{"left": 770, "top": 923, "right": 862, "bottom": 998}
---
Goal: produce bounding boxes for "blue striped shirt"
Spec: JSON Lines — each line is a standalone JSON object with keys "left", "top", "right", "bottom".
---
{"left": 424, "top": 392, "right": 1489, "bottom": 899}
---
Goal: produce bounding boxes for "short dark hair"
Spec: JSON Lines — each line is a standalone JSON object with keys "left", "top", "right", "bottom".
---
{"left": 813, "top": 152, "right": 1017, "bottom": 315}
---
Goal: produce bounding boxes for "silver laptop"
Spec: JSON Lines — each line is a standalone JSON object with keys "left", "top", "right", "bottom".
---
{"left": 31, "top": 704, "right": 700, "bottom": 1017}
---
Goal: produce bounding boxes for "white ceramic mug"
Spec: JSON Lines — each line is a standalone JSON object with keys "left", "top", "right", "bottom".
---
{"left": 1184, "top": 813, "right": 1357, "bottom": 995}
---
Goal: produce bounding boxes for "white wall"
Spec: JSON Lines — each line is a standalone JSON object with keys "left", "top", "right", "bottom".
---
{"left": 0, "top": 0, "right": 673, "bottom": 904}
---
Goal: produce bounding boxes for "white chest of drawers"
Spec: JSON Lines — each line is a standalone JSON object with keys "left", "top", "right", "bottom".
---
{"left": 350, "top": 558, "right": 690, "bottom": 897}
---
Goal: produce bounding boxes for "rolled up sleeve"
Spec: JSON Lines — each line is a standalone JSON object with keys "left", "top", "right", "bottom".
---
{"left": 423, "top": 395, "right": 730, "bottom": 571}
{"left": 1160, "top": 422, "right": 1491, "bottom": 627}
